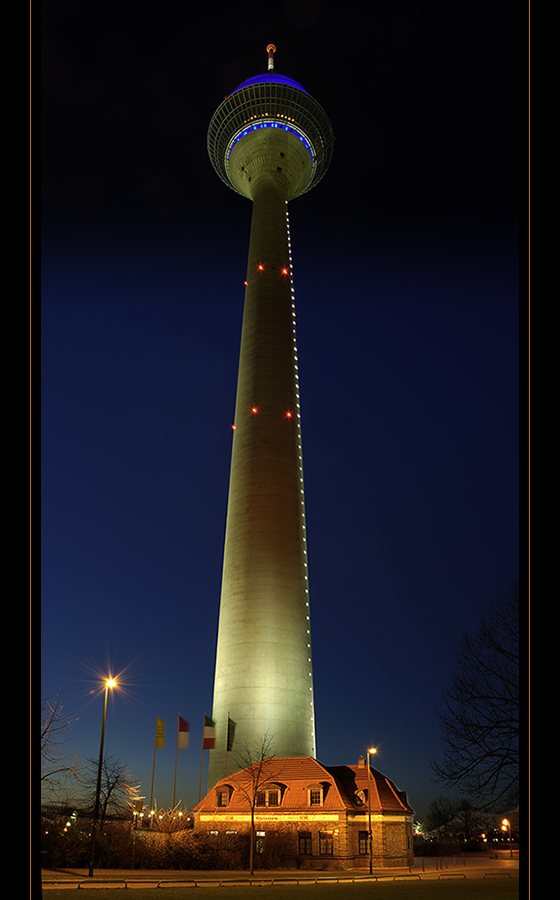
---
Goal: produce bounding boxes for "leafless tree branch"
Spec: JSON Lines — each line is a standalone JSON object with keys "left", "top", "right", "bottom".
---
{"left": 432, "top": 581, "right": 520, "bottom": 810}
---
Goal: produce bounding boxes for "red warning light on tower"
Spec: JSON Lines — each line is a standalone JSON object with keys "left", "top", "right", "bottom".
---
{"left": 251, "top": 406, "right": 258, "bottom": 415}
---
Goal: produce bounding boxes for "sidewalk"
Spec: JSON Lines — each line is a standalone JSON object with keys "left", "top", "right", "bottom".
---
{"left": 41, "top": 856, "right": 519, "bottom": 887}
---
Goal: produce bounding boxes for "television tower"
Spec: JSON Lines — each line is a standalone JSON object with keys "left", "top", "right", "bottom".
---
{"left": 207, "top": 45, "right": 334, "bottom": 788}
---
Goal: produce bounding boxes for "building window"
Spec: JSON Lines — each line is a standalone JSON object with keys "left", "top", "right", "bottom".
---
{"left": 216, "top": 784, "right": 234, "bottom": 807}
{"left": 255, "top": 786, "right": 281, "bottom": 807}
{"left": 307, "top": 783, "right": 324, "bottom": 806}
{"left": 256, "top": 831, "right": 265, "bottom": 854}
{"left": 299, "top": 831, "right": 312, "bottom": 855}
{"left": 319, "top": 832, "right": 333, "bottom": 855}
{"left": 358, "top": 831, "right": 369, "bottom": 855}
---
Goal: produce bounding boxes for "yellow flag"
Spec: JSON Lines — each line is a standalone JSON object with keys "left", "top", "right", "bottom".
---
{"left": 155, "top": 716, "right": 165, "bottom": 749}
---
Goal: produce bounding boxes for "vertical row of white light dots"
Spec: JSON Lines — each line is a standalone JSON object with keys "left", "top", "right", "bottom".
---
{"left": 286, "top": 200, "right": 315, "bottom": 748}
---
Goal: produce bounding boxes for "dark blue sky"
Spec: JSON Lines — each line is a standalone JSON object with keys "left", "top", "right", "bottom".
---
{"left": 40, "top": 1, "right": 521, "bottom": 821}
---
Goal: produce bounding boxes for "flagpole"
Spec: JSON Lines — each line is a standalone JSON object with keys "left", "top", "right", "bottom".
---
{"left": 198, "top": 712, "right": 206, "bottom": 803}
{"left": 225, "top": 712, "right": 229, "bottom": 777}
{"left": 150, "top": 718, "right": 165, "bottom": 827}
{"left": 149, "top": 738, "right": 157, "bottom": 828}
{"left": 173, "top": 713, "right": 179, "bottom": 808}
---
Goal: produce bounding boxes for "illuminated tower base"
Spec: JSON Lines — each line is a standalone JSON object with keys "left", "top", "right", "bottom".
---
{"left": 206, "top": 47, "right": 334, "bottom": 789}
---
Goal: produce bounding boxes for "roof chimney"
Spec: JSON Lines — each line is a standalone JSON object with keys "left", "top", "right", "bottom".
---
{"left": 358, "top": 756, "right": 366, "bottom": 768}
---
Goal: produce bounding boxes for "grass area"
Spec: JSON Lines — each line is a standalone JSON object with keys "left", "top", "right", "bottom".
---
{"left": 42, "top": 875, "right": 519, "bottom": 900}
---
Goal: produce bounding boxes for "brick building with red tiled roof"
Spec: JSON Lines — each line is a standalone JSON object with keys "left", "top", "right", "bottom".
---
{"left": 193, "top": 756, "right": 413, "bottom": 869}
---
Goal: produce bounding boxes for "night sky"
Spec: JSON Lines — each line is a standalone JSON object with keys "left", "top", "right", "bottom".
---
{"left": 40, "top": 1, "right": 521, "bottom": 821}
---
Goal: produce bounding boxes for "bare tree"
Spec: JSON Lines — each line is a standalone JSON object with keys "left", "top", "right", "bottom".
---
{"left": 81, "top": 755, "right": 141, "bottom": 823}
{"left": 423, "top": 795, "right": 458, "bottom": 836}
{"left": 41, "top": 690, "right": 82, "bottom": 795}
{"left": 233, "top": 733, "right": 279, "bottom": 875}
{"left": 432, "top": 581, "right": 519, "bottom": 809}
{"left": 453, "top": 799, "right": 486, "bottom": 842}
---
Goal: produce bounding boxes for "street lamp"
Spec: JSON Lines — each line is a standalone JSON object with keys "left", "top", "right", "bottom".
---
{"left": 88, "top": 678, "right": 117, "bottom": 877}
{"left": 367, "top": 747, "right": 377, "bottom": 875}
{"left": 501, "top": 818, "right": 512, "bottom": 858}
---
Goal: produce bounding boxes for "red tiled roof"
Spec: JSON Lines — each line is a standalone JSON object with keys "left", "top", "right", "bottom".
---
{"left": 326, "top": 764, "right": 413, "bottom": 814}
{"left": 194, "top": 756, "right": 412, "bottom": 815}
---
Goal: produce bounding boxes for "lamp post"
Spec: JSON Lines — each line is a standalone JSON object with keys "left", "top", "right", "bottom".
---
{"left": 367, "top": 747, "right": 377, "bottom": 875}
{"left": 501, "top": 818, "right": 512, "bottom": 858}
{"left": 88, "top": 678, "right": 117, "bottom": 877}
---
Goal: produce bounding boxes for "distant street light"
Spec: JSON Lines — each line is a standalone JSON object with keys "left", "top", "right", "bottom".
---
{"left": 501, "top": 818, "right": 512, "bottom": 858}
{"left": 88, "top": 678, "right": 117, "bottom": 877}
{"left": 367, "top": 747, "right": 377, "bottom": 875}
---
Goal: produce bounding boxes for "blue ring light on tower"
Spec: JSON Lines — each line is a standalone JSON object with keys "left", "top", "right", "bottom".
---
{"left": 207, "top": 46, "right": 334, "bottom": 200}
{"left": 229, "top": 73, "right": 310, "bottom": 96}
{"left": 226, "top": 120, "right": 315, "bottom": 162}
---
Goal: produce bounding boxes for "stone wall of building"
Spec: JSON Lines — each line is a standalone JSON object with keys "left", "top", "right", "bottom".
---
{"left": 194, "top": 810, "right": 413, "bottom": 869}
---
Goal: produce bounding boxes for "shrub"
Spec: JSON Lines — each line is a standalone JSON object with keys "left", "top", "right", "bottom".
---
{"left": 41, "top": 819, "right": 294, "bottom": 871}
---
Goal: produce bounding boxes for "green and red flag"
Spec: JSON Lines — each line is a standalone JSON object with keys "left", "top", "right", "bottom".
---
{"left": 202, "top": 715, "right": 216, "bottom": 749}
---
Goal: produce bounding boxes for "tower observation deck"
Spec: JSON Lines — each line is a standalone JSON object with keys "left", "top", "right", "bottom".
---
{"left": 207, "top": 47, "right": 334, "bottom": 789}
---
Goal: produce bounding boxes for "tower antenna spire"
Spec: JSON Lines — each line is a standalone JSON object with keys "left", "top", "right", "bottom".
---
{"left": 267, "top": 44, "right": 276, "bottom": 71}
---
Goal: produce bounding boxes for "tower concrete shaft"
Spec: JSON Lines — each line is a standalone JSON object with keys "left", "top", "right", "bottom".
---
{"left": 208, "top": 171, "right": 314, "bottom": 787}
{"left": 206, "top": 54, "right": 333, "bottom": 789}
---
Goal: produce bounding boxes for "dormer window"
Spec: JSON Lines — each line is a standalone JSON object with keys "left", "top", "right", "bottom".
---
{"left": 255, "top": 784, "right": 283, "bottom": 807}
{"left": 215, "top": 784, "right": 234, "bottom": 807}
{"left": 307, "top": 782, "right": 325, "bottom": 806}
{"left": 354, "top": 789, "right": 366, "bottom": 806}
